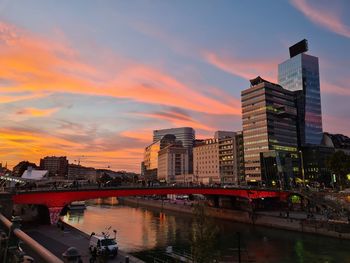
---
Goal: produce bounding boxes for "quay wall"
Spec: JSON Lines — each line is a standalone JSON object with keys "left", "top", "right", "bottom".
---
{"left": 120, "top": 197, "right": 350, "bottom": 240}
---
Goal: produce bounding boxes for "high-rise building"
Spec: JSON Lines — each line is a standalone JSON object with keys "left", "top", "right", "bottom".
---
{"left": 242, "top": 76, "right": 299, "bottom": 186}
{"left": 40, "top": 156, "right": 68, "bottom": 177}
{"left": 278, "top": 39, "right": 323, "bottom": 145}
{"left": 153, "top": 127, "right": 195, "bottom": 173}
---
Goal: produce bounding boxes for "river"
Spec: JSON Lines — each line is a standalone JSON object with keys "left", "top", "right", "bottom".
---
{"left": 62, "top": 198, "right": 350, "bottom": 263}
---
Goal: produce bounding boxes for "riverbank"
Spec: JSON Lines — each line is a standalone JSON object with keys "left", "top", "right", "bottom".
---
{"left": 23, "top": 222, "right": 144, "bottom": 263}
{"left": 119, "top": 197, "right": 350, "bottom": 240}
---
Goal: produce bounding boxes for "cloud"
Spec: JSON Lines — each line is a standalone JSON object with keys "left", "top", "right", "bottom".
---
{"left": 321, "top": 81, "right": 350, "bottom": 96}
{"left": 203, "top": 51, "right": 278, "bottom": 82}
{"left": 290, "top": 0, "right": 350, "bottom": 38}
{"left": 15, "top": 107, "right": 60, "bottom": 117}
{"left": 323, "top": 114, "right": 350, "bottom": 136}
{"left": 133, "top": 107, "right": 215, "bottom": 131}
{"left": 0, "top": 20, "right": 240, "bottom": 116}
{"left": 0, "top": 125, "right": 146, "bottom": 171}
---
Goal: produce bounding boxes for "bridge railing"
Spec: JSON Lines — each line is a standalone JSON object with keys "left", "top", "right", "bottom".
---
{"left": 0, "top": 213, "right": 63, "bottom": 263}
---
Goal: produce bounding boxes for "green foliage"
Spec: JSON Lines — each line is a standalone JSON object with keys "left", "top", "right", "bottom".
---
{"left": 190, "top": 203, "right": 219, "bottom": 263}
{"left": 326, "top": 151, "right": 350, "bottom": 186}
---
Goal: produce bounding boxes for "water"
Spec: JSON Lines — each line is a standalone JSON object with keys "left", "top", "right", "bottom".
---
{"left": 62, "top": 199, "right": 350, "bottom": 263}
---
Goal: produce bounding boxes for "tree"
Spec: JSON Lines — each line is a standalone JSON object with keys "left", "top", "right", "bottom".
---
{"left": 191, "top": 203, "right": 219, "bottom": 263}
{"left": 326, "top": 151, "right": 350, "bottom": 188}
{"left": 12, "top": 161, "right": 37, "bottom": 177}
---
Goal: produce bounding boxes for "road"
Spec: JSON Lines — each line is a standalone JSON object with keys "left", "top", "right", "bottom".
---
{"left": 22, "top": 224, "right": 144, "bottom": 263}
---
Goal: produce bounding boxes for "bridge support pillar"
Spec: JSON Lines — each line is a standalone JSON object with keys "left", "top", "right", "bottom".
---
{"left": 48, "top": 207, "right": 63, "bottom": 225}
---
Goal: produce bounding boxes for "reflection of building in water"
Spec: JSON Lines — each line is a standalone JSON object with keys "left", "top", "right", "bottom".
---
{"left": 64, "top": 210, "right": 85, "bottom": 224}
{"left": 87, "top": 197, "right": 119, "bottom": 206}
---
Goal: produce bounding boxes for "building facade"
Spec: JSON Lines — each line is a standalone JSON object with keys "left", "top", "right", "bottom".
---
{"left": 300, "top": 145, "right": 334, "bottom": 185}
{"left": 235, "top": 131, "right": 245, "bottom": 184}
{"left": 158, "top": 144, "right": 189, "bottom": 183}
{"left": 39, "top": 156, "right": 68, "bottom": 177}
{"left": 143, "top": 134, "right": 181, "bottom": 181}
{"left": 323, "top": 132, "right": 350, "bottom": 155}
{"left": 153, "top": 127, "right": 195, "bottom": 173}
{"left": 242, "top": 76, "right": 299, "bottom": 186}
{"left": 278, "top": 39, "right": 323, "bottom": 146}
{"left": 218, "top": 136, "right": 238, "bottom": 184}
{"left": 153, "top": 127, "right": 195, "bottom": 148}
{"left": 68, "top": 164, "right": 97, "bottom": 182}
{"left": 193, "top": 139, "right": 220, "bottom": 184}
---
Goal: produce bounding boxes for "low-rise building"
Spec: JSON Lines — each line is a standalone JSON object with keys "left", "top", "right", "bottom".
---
{"left": 68, "top": 164, "right": 97, "bottom": 182}
{"left": 323, "top": 132, "right": 350, "bottom": 155}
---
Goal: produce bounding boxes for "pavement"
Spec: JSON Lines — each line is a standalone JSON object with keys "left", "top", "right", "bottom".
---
{"left": 22, "top": 224, "right": 144, "bottom": 263}
{"left": 256, "top": 210, "right": 328, "bottom": 220}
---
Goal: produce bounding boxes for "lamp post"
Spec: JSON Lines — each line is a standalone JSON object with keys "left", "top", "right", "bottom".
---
{"left": 299, "top": 150, "right": 305, "bottom": 188}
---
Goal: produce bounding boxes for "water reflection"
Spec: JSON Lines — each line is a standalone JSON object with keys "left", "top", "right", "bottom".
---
{"left": 62, "top": 200, "right": 350, "bottom": 262}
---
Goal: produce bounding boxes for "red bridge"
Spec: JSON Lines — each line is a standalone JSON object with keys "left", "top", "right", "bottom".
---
{"left": 12, "top": 187, "right": 290, "bottom": 224}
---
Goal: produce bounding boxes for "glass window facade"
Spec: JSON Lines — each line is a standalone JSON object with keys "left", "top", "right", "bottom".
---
{"left": 278, "top": 53, "right": 323, "bottom": 145}
{"left": 241, "top": 77, "right": 299, "bottom": 184}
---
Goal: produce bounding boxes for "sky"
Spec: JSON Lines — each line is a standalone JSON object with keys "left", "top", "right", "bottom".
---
{"left": 0, "top": 0, "right": 349, "bottom": 172}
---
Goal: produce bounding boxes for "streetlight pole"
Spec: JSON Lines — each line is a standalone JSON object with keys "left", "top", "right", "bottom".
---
{"left": 299, "top": 150, "right": 305, "bottom": 188}
{"left": 237, "top": 232, "right": 241, "bottom": 263}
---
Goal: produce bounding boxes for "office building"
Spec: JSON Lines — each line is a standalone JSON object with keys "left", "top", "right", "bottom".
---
{"left": 40, "top": 156, "right": 68, "bottom": 177}
{"left": 235, "top": 131, "right": 245, "bottom": 184}
{"left": 214, "top": 131, "right": 236, "bottom": 139}
{"left": 143, "top": 134, "right": 181, "bottom": 181}
{"left": 193, "top": 138, "right": 220, "bottom": 184}
{"left": 300, "top": 145, "right": 334, "bottom": 185}
{"left": 323, "top": 132, "right": 350, "bottom": 155}
{"left": 153, "top": 127, "right": 195, "bottom": 173}
{"left": 278, "top": 39, "right": 323, "bottom": 145}
{"left": 242, "top": 76, "right": 299, "bottom": 186}
{"left": 153, "top": 127, "right": 195, "bottom": 148}
{"left": 158, "top": 143, "right": 189, "bottom": 183}
{"left": 218, "top": 135, "right": 239, "bottom": 184}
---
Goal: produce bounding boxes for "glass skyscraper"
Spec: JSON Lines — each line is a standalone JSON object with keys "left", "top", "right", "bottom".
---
{"left": 278, "top": 41, "right": 323, "bottom": 145}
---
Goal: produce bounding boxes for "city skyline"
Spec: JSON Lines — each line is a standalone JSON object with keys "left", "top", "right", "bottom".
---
{"left": 0, "top": 0, "right": 349, "bottom": 171}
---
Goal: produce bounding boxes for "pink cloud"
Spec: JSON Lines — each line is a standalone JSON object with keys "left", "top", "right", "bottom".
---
{"left": 290, "top": 0, "right": 350, "bottom": 38}
{"left": 321, "top": 81, "right": 350, "bottom": 96}
{"left": 323, "top": 114, "right": 350, "bottom": 136}
{"left": 133, "top": 110, "right": 214, "bottom": 131}
{"left": 203, "top": 51, "right": 278, "bottom": 82}
{"left": 0, "top": 20, "right": 240, "bottom": 116}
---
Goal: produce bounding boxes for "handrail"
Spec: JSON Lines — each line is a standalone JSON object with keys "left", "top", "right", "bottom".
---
{"left": 0, "top": 213, "right": 63, "bottom": 263}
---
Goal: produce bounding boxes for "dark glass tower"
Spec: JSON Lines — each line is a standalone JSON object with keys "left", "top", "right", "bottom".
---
{"left": 278, "top": 40, "right": 323, "bottom": 145}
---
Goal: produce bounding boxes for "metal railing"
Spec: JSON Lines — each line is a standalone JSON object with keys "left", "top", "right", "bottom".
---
{"left": 0, "top": 213, "right": 63, "bottom": 263}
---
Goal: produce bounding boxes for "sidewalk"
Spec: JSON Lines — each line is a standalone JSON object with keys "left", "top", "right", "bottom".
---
{"left": 23, "top": 224, "right": 144, "bottom": 263}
